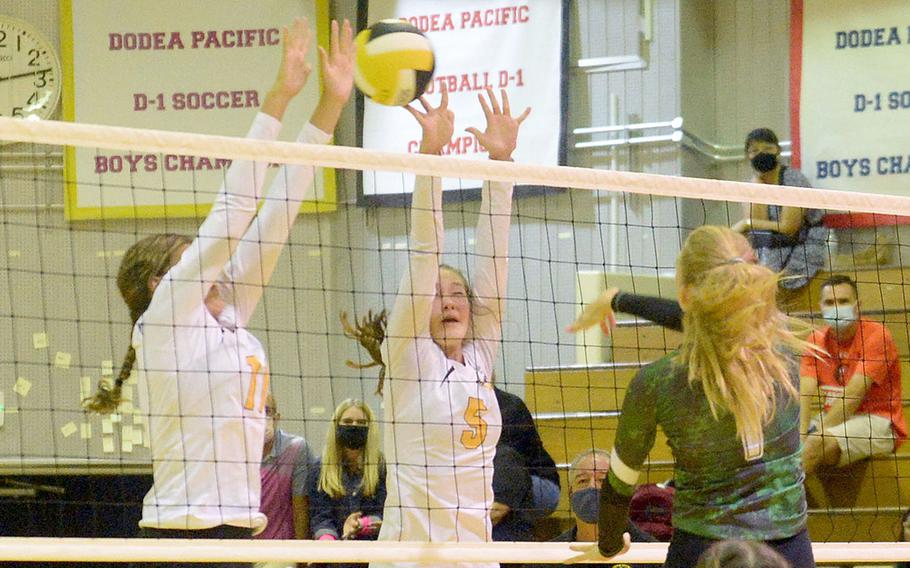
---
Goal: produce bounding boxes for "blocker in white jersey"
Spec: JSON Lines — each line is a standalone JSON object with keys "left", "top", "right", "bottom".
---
{"left": 83, "top": 18, "right": 356, "bottom": 552}
{"left": 346, "top": 86, "right": 530, "bottom": 568}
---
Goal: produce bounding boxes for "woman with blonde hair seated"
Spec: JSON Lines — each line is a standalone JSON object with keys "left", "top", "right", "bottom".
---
{"left": 310, "top": 399, "right": 385, "bottom": 556}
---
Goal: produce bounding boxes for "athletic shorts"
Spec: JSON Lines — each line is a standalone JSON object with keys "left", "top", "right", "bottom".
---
{"left": 820, "top": 414, "right": 896, "bottom": 466}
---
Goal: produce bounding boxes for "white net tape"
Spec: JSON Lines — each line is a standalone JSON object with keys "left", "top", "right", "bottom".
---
{"left": 0, "top": 538, "right": 907, "bottom": 564}
{"left": 0, "top": 116, "right": 907, "bottom": 215}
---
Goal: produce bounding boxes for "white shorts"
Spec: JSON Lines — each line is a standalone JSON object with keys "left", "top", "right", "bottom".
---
{"left": 818, "top": 414, "right": 896, "bottom": 467}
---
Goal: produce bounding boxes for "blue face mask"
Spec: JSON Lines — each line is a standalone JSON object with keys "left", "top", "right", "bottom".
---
{"left": 570, "top": 487, "right": 600, "bottom": 524}
{"left": 822, "top": 303, "right": 857, "bottom": 331}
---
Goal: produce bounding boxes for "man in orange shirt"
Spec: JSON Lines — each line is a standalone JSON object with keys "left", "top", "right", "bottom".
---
{"left": 801, "top": 275, "right": 907, "bottom": 474}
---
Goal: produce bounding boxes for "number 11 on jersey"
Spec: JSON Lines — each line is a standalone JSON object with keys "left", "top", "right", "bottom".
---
{"left": 244, "top": 355, "right": 270, "bottom": 413}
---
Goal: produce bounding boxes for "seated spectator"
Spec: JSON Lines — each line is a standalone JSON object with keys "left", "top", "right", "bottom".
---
{"left": 556, "top": 449, "right": 654, "bottom": 568}
{"left": 800, "top": 275, "right": 907, "bottom": 474}
{"left": 309, "top": 399, "right": 385, "bottom": 565}
{"left": 491, "top": 384, "right": 561, "bottom": 542}
{"left": 258, "top": 393, "right": 314, "bottom": 541}
{"left": 696, "top": 540, "right": 791, "bottom": 568}
{"left": 731, "top": 127, "right": 827, "bottom": 290}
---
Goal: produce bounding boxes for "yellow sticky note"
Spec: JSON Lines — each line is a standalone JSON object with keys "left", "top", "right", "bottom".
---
{"left": 102, "top": 437, "right": 115, "bottom": 453}
{"left": 80, "top": 423, "right": 92, "bottom": 439}
{"left": 119, "top": 401, "right": 134, "bottom": 415}
{"left": 54, "top": 352, "right": 72, "bottom": 369}
{"left": 121, "top": 437, "right": 133, "bottom": 453}
{"left": 101, "top": 418, "right": 113, "bottom": 435}
{"left": 110, "top": 413, "right": 122, "bottom": 423}
{"left": 121, "top": 385, "right": 133, "bottom": 402}
{"left": 80, "top": 377, "right": 93, "bottom": 400}
{"left": 131, "top": 426, "right": 143, "bottom": 445}
{"left": 8, "top": 250, "right": 21, "bottom": 257}
{"left": 122, "top": 425, "right": 133, "bottom": 442}
{"left": 32, "top": 333, "right": 48, "bottom": 350}
{"left": 132, "top": 414, "right": 145, "bottom": 425}
{"left": 309, "top": 406, "right": 325, "bottom": 416}
{"left": 60, "top": 421, "right": 78, "bottom": 438}
{"left": 101, "top": 360, "right": 114, "bottom": 376}
{"left": 13, "top": 377, "right": 32, "bottom": 397}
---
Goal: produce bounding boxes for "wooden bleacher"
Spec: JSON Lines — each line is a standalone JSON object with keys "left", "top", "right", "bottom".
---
{"left": 529, "top": 267, "right": 910, "bottom": 542}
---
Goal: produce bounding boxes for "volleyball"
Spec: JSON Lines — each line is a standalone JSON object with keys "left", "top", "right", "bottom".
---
{"left": 354, "top": 20, "right": 435, "bottom": 106}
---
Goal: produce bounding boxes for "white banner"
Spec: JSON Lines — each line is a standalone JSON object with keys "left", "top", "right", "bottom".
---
{"left": 62, "top": 0, "right": 333, "bottom": 220}
{"left": 793, "top": 0, "right": 910, "bottom": 197}
{"left": 361, "top": 0, "right": 564, "bottom": 201}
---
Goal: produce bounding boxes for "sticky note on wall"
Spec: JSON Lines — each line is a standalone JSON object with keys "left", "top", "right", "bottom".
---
{"left": 32, "top": 333, "right": 48, "bottom": 350}
{"left": 61, "top": 422, "right": 78, "bottom": 438}
{"left": 54, "top": 352, "right": 72, "bottom": 369}
{"left": 13, "top": 377, "right": 32, "bottom": 397}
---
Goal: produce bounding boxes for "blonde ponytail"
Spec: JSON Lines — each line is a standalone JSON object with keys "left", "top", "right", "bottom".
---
{"left": 675, "top": 226, "right": 813, "bottom": 447}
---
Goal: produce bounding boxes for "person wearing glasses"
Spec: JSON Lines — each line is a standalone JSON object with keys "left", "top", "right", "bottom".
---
{"left": 258, "top": 393, "right": 315, "bottom": 541}
{"left": 800, "top": 274, "right": 906, "bottom": 475}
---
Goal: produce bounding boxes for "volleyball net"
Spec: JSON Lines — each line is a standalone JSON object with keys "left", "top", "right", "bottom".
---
{"left": 1, "top": 115, "right": 910, "bottom": 565}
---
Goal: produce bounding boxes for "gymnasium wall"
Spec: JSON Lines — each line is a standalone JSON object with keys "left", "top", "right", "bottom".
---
{"left": 0, "top": 0, "right": 786, "bottom": 460}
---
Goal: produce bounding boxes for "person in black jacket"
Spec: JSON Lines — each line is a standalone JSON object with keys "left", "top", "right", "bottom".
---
{"left": 491, "top": 385, "right": 561, "bottom": 542}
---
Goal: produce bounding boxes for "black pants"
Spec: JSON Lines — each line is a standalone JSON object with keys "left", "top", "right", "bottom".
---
{"left": 663, "top": 527, "right": 815, "bottom": 568}
{"left": 133, "top": 525, "right": 253, "bottom": 568}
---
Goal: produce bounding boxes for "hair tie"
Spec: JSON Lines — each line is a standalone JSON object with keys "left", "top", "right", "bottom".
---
{"left": 724, "top": 256, "right": 745, "bottom": 265}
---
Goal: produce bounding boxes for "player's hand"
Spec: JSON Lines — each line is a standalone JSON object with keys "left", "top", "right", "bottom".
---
{"left": 319, "top": 19, "right": 356, "bottom": 105}
{"left": 566, "top": 533, "right": 631, "bottom": 564}
{"left": 342, "top": 511, "right": 363, "bottom": 539}
{"left": 272, "top": 18, "right": 313, "bottom": 100}
{"left": 565, "top": 287, "right": 619, "bottom": 335}
{"left": 407, "top": 84, "right": 455, "bottom": 155}
{"left": 466, "top": 87, "right": 531, "bottom": 161}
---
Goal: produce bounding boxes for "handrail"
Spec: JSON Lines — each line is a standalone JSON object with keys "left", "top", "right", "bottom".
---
{"left": 527, "top": 361, "right": 648, "bottom": 373}
{"left": 534, "top": 410, "right": 620, "bottom": 421}
{"left": 681, "top": 129, "right": 792, "bottom": 163}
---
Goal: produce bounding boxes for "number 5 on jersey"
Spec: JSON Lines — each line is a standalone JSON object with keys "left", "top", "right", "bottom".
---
{"left": 244, "top": 355, "right": 270, "bottom": 413}
{"left": 461, "top": 396, "right": 488, "bottom": 449}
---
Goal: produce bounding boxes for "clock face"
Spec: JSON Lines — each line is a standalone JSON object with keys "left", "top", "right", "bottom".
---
{"left": 0, "top": 17, "right": 62, "bottom": 119}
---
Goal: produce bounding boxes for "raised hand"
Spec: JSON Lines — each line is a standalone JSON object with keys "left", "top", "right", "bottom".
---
{"left": 466, "top": 87, "right": 531, "bottom": 161}
{"left": 565, "top": 287, "right": 620, "bottom": 335}
{"left": 406, "top": 84, "right": 455, "bottom": 155}
{"left": 318, "top": 19, "right": 356, "bottom": 105}
{"left": 273, "top": 18, "right": 313, "bottom": 100}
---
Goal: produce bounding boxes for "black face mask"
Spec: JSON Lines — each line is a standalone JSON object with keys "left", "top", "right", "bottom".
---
{"left": 336, "top": 425, "right": 368, "bottom": 449}
{"left": 751, "top": 152, "right": 779, "bottom": 173}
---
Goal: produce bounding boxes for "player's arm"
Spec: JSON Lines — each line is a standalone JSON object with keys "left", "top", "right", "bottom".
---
{"left": 226, "top": 19, "right": 355, "bottom": 326}
{"left": 567, "top": 288, "right": 683, "bottom": 335}
{"left": 465, "top": 88, "right": 530, "bottom": 367}
{"left": 385, "top": 88, "right": 453, "bottom": 365}
{"left": 599, "top": 367, "right": 657, "bottom": 556}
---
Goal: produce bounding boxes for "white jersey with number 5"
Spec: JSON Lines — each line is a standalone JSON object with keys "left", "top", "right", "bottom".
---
{"left": 374, "top": 177, "right": 512, "bottom": 568}
{"left": 135, "top": 113, "right": 329, "bottom": 533}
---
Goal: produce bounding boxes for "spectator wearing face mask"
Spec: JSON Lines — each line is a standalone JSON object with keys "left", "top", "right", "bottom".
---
{"left": 731, "top": 127, "right": 827, "bottom": 290}
{"left": 800, "top": 275, "right": 906, "bottom": 474}
{"left": 554, "top": 449, "right": 655, "bottom": 568}
{"left": 258, "top": 393, "right": 314, "bottom": 542}
{"left": 309, "top": 399, "right": 386, "bottom": 567}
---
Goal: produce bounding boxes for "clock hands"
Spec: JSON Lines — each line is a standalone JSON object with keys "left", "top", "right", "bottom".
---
{"left": 0, "top": 69, "right": 51, "bottom": 83}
